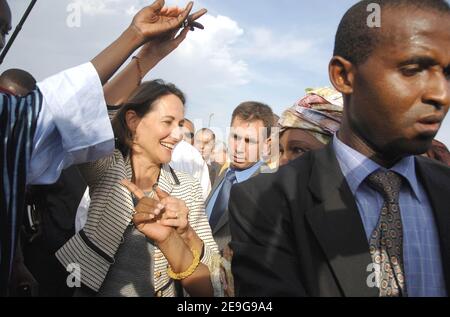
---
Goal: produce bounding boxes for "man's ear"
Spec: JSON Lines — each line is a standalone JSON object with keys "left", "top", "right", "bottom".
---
{"left": 329, "top": 56, "right": 355, "bottom": 95}
{"left": 125, "top": 110, "right": 140, "bottom": 134}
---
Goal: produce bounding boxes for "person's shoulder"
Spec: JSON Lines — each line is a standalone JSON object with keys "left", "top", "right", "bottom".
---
{"left": 173, "top": 140, "right": 200, "bottom": 155}
{"left": 416, "top": 155, "right": 450, "bottom": 180}
{"left": 234, "top": 152, "right": 314, "bottom": 197}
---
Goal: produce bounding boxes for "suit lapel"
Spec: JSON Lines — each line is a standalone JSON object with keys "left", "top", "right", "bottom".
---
{"left": 415, "top": 157, "right": 450, "bottom": 293}
{"left": 205, "top": 170, "right": 227, "bottom": 234}
{"left": 206, "top": 170, "right": 226, "bottom": 207}
{"left": 305, "top": 144, "right": 378, "bottom": 297}
{"left": 210, "top": 171, "right": 228, "bottom": 234}
{"left": 213, "top": 207, "right": 229, "bottom": 234}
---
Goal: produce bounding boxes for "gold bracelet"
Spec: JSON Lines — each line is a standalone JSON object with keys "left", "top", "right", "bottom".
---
{"left": 131, "top": 56, "right": 143, "bottom": 84}
{"left": 167, "top": 247, "right": 201, "bottom": 280}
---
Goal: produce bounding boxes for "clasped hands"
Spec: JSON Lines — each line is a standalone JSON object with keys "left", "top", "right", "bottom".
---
{"left": 121, "top": 179, "right": 191, "bottom": 244}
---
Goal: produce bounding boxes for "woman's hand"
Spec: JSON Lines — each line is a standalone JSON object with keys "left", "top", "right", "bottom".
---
{"left": 154, "top": 187, "right": 190, "bottom": 236}
{"left": 121, "top": 179, "right": 173, "bottom": 244}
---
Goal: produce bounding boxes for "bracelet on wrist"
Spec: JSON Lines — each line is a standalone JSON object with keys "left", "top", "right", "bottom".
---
{"left": 167, "top": 247, "right": 201, "bottom": 280}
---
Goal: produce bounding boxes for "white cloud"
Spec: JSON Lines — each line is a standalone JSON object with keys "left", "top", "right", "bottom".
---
{"left": 151, "top": 14, "right": 250, "bottom": 88}
{"left": 126, "top": 5, "right": 140, "bottom": 16}
{"left": 67, "top": 1, "right": 251, "bottom": 89}
{"left": 71, "top": 0, "right": 143, "bottom": 16}
{"left": 72, "top": 0, "right": 198, "bottom": 16}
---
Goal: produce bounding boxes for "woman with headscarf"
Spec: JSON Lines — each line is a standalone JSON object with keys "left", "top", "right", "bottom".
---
{"left": 278, "top": 87, "right": 343, "bottom": 166}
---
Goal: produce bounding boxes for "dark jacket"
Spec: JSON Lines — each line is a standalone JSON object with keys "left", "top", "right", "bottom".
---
{"left": 229, "top": 144, "right": 450, "bottom": 296}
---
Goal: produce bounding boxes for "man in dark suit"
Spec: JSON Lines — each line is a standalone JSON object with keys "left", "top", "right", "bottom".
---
{"left": 229, "top": 0, "right": 450, "bottom": 297}
{"left": 205, "top": 102, "right": 274, "bottom": 252}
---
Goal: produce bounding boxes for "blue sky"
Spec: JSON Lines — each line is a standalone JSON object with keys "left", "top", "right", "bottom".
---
{"left": 3, "top": 0, "right": 450, "bottom": 147}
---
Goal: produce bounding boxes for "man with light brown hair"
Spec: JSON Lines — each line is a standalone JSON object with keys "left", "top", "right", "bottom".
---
{"left": 205, "top": 101, "right": 274, "bottom": 252}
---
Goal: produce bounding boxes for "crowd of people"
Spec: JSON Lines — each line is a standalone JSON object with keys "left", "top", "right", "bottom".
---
{"left": 1, "top": 0, "right": 449, "bottom": 297}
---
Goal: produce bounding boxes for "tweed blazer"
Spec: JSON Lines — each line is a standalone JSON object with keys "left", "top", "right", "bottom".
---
{"left": 56, "top": 150, "right": 222, "bottom": 296}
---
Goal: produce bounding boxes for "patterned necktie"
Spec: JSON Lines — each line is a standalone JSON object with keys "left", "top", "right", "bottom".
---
{"left": 367, "top": 170, "right": 407, "bottom": 297}
{"left": 209, "top": 170, "right": 236, "bottom": 229}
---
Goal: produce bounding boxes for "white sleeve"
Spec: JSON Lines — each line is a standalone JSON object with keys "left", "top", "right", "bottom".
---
{"left": 170, "top": 141, "right": 211, "bottom": 199}
{"left": 28, "top": 62, "right": 114, "bottom": 185}
{"left": 75, "top": 187, "right": 91, "bottom": 233}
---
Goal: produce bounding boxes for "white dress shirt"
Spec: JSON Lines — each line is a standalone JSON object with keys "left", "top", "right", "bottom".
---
{"left": 170, "top": 140, "right": 211, "bottom": 200}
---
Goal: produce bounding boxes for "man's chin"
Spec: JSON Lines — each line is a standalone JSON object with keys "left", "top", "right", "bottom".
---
{"left": 231, "top": 161, "right": 252, "bottom": 170}
{"left": 387, "top": 136, "right": 434, "bottom": 157}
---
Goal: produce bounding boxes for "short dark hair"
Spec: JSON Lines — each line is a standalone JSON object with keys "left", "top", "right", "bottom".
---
{"left": 196, "top": 128, "right": 216, "bottom": 141}
{"left": 231, "top": 101, "right": 274, "bottom": 136}
{"left": 0, "top": 68, "right": 36, "bottom": 96}
{"left": 112, "top": 79, "right": 185, "bottom": 156}
{"left": 334, "top": 0, "right": 450, "bottom": 65}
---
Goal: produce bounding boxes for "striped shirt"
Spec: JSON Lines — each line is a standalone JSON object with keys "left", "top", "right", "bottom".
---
{"left": 1, "top": 90, "right": 41, "bottom": 295}
{"left": 56, "top": 150, "right": 223, "bottom": 297}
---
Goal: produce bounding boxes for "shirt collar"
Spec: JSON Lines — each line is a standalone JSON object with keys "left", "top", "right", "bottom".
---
{"left": 333, "top": 135, "right": 422, "bottom": 202}
{"left": 230, "top": 160, "right": 264, "bottom": 183}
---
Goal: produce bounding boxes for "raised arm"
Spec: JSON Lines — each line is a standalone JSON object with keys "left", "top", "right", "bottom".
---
{"left": 91, "top": 0, "right": 197, "bottom": 85}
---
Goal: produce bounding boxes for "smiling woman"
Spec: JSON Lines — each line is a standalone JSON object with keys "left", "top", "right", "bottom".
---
{"left": 52, "top": 0, "right": 223, "bottom": 298}
{"left": 112, "top": 80, "right": 186, "bottom": 161}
